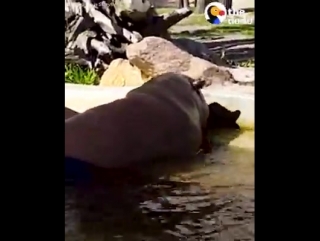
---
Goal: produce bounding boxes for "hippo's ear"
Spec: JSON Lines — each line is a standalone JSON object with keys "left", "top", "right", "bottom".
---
{"left": 192, "top": 80, "right": 206, "bottom": 90}
{"left": 231, "top": 110, "right": 241, "bottom": 121}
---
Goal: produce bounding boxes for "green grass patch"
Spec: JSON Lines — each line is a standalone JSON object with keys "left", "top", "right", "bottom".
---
{"left": 177, "top": 13, "right": 210, "bottom": 26}
{"left": 213, "top": 24, "right": 254, "bottom": 36}
{"left": 239, "top": 58, "right": 254, "bottom": 68}
{"left": 65, "top": 63, "right": 100, "bottom": 85}
{"left": 172, "top": 24, "right": 254, "bottom": 38}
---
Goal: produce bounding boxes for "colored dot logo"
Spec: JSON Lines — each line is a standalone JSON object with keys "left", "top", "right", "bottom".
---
{"left": 204, "top": 2, "right": 227, "bottom": 25}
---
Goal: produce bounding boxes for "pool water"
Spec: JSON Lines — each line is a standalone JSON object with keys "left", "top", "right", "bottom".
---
{"left": 65, "top": 129, "right": 254, "bottom": 241}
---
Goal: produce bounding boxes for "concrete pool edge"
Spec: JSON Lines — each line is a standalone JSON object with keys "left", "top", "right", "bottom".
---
{"left": 65, "top": 84, "right": 254, "bottom": 129}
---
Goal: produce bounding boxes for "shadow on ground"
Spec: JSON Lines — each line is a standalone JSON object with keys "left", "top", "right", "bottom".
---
{"left": 172, "top": 27, "right": 255, "bottom": 64}
{"left": 207, "top": 38, "right": 255, "bottom": 65}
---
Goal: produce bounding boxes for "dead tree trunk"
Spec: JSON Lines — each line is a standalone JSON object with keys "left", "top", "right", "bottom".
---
{"left": 65, "top": 0, "right": 193, "bottom": 69}
{"left": 194, "top": 0, "right": 205, "bottom": 13}
{"left": 221, "top": 0, "right": 232, "bottom": 9}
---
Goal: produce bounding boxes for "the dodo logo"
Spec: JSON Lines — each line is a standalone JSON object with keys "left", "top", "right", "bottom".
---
{"left": 204, "top": 2, "right": 227, "bottom": 25}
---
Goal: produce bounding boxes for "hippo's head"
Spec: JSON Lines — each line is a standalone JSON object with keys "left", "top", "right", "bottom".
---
{"left": 207, "top": 102, "right": 241, "bottom": 130}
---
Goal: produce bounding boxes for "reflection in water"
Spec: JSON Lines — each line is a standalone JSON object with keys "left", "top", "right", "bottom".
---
{"left": 65, "top": 130, "right": 254, "bottom": 241}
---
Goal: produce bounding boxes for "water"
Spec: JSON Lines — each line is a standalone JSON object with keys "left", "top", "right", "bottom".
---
{"left": 65, "top": 129, "right": 254, "bottom": 241}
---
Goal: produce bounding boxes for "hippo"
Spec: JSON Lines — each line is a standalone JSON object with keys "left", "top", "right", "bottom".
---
{"left": 65, "top": 73, "right": 210, "bottom": 174}
{"left": 65, "top": 107, "right": 78, "bottom": 120}
{"left": 207, "top": 102, "right": 241, "bottom": 130}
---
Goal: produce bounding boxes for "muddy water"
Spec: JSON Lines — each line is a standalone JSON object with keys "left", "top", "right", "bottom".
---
{"left": 65, "top": 130, "right": 254, "bottom": 241}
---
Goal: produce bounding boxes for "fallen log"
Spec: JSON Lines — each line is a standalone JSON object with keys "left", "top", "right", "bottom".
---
{"left": 65, "top": 0, "right": 193, "bottom": 69}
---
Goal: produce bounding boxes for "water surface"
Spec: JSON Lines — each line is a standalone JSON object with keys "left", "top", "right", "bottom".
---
{"left": 65, "top": 129, "right": 254, "bottom": 241}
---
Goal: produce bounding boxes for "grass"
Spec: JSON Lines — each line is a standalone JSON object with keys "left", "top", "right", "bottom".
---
{"left": 171, "top": 24, "right": 254, "bottom": 38}
{"left": 239, "top": 58, "right": 254, "bottom": 68}
{"left": 65, "top": 63, "right": 100, "bottom": 85}
{"left": 209, "top": 24, "right": 254, "bottom": 36}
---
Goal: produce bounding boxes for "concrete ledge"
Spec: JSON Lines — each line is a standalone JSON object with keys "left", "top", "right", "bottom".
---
{"left": 65, "top": 84, "right": 254, "bottom": 128}
{"left": 202, "top": 85, "right": 254, "bottom": 129}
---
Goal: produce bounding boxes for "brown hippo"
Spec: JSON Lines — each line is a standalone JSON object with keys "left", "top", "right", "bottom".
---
{"left": 65, "top": 107, "right": 78, "bottom": 120}
{"left": 65, "top": 73, "right": 210, "bottom": 171}
{"left": 207, "top": 102, "right": 241, "bottom": 130}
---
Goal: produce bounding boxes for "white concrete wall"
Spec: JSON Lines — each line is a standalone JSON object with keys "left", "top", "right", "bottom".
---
{"left": 65, "top": 84, "right": 254, "bottom": 128}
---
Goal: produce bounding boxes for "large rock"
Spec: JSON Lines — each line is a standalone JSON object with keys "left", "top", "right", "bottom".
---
{"left": 99, "top": 59, "right": 149, "bottom": 86}
{"left": 126, "top": 36, "right": 234, "bottom": 86}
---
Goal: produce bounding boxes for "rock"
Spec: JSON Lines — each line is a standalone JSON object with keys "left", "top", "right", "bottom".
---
{"left": 171, "top": 38, "right": 255, "bottom": 85}
{"left": 126, "top": 36, "right": 234, "bottom": 86}
{"left": 99, "top": 59, "right": 148, "bottom": 86}
{"left": 228, "top": 67, "right": 254, "bottom": 85}
{"left": 182, "top": 57, "right": 234, "bottom": 86}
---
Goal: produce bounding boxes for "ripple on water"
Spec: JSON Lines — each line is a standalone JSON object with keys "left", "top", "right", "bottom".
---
{"left": 65, "top": 130, "right": 254, "bottom": 241}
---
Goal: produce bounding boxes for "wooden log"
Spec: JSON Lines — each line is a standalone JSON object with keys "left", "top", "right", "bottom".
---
{"left": 65, "top": 0, "right": 193, "bottom": 68}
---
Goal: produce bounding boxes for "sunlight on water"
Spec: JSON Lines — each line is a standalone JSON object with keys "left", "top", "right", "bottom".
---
{"left": 177, "top": 130, "right": 254, "bottom": 197}
{"left": 65, "top": 130, "right": 254, "bottom": 241}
